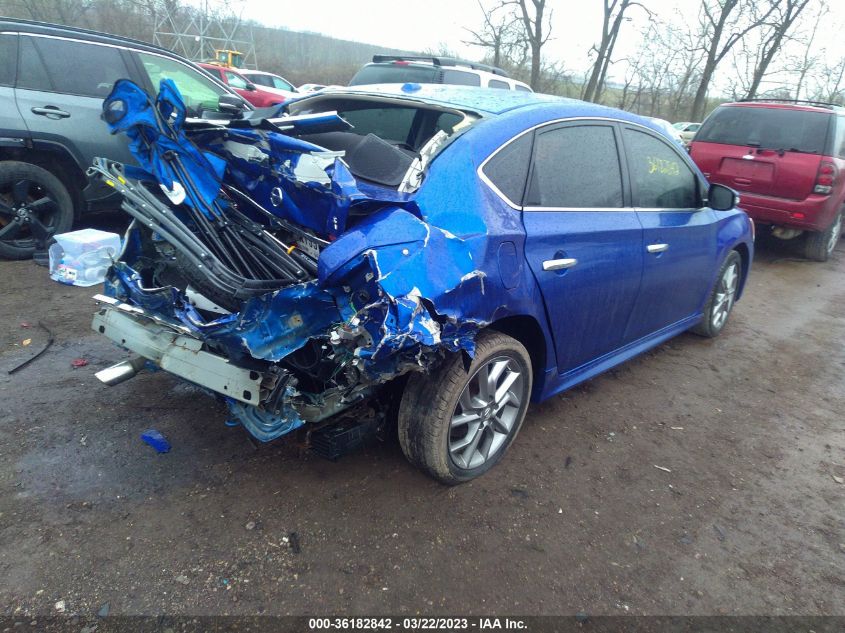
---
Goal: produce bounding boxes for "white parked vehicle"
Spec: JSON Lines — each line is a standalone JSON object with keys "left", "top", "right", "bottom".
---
{"left": 649, "top": 117, "right": 685, "bottom": 146}
{"left": 238, "top": 69, "right": 299, "bottom": 101}
{"left": 350, "top": 55, "right": 532, "bottom": 92}
{"left": 673, "top": 121, "right": 702, "bottom": 144}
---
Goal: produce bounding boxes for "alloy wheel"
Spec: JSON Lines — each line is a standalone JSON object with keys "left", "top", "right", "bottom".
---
{"left": 827, "top": 213, "right": 842, "bottom": 255}
{"left": 711, "top": 261, "right": 739, "bottom": 330}
{"left": 0, "top": 179, "right": 59, "bottom": 247}
{"left": 449, "top": 355, "right": 527, "bottom": 470}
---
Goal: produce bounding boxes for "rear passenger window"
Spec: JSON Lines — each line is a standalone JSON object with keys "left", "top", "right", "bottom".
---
{"left": 17, "top": 37, "right": 51, "bottom": 92}
{"left": 0, "top": 34, "right": 16, "bottom": 87}
{"left": 515, "top": 84, "right": 532, "bottom": 92}
{"left": 482, "top": 132, "right": 533, "bottom": 205}
{"left": 623, "top": 128, "right": 698, "bottom": 209}
{"left": 442, "top": 70, "right": 481, "bottom": 86}
{"left": 526, "top": 125, "right": 623, "bottom": 208}
{"left": 18, "top": 36, "right": 129, "bottom": 97}
{"left": 489, "top": 79, "right": 509, "bottom": 90}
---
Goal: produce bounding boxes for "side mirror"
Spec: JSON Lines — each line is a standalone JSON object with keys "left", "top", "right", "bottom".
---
{"left": 708, "top": 183, "right": 738, "bottom": 211}
{"left": 218, "top": 93, "right": 246, "bottom": 114}
{"left": 245, "top": 83, "right": 257, "bottom": 91}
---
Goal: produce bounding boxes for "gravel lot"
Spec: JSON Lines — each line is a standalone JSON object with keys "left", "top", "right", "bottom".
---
{"left": 1, "top": 226, "right": 843, "bottom": 617}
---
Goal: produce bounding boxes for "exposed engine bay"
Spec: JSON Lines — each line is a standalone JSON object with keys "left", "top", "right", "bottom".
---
{"left": 89, "top": 79, "right": 487, "bottom": 444}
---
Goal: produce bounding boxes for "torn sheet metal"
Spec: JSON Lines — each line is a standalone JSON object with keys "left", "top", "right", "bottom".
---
{"left": 95, "top": 80, "right": 508, "bottom": 444}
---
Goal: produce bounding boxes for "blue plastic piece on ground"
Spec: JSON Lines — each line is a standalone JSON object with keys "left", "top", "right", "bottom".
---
{"left": 141, "top": 429, "right": 171, "bottom": 453}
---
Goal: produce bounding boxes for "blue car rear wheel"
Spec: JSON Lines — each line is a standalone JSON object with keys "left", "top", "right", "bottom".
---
{"left": 398, "top": 330, "right": 533, "bottom": 485}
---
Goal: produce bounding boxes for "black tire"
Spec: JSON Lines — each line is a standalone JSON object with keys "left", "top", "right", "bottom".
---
{"left": 804, "top": 211, "right": 842, "bottom": 262}
{"left": 0, "top": 161, "right": 74, "bottom": 260}
{"left": 398, "top": 330, "right": 533, "bottom": 485}
{"left": 691, "top": 250, "right": 742, "bottom": 338}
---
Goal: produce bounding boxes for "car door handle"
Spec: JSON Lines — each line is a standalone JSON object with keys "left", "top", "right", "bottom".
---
{"left": 31, "top": 106, "right": 71, "bottom": 119}
{"left": 647, "top": 243, "right": 669, "bottom": 253}
{"left": 542, "top": 258, "right": 578, "bottom": 271}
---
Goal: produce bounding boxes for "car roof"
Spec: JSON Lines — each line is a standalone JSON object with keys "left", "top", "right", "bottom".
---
{"left": 718, "top": 101, "right": 841, "bottom": 114}
{"left": 309, "top": 83, "right": 561, "bottom": 115}
{"left": 358, "top": 59, "right": 530, "bottom": 89}
{"left": 0, "top": 17, "right": 173, "bottom": 56}
{"left": 295, "top": 84, "right": 670, "bottom": 138}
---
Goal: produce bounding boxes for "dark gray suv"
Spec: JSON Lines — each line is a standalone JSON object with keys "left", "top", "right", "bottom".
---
{"left": 0, "top": 18, "right": 247, "bottom": 259}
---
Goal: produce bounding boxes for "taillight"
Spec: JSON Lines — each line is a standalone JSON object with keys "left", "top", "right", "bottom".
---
{"left": 814, "top": 160, "right": 838, "bottom": 195}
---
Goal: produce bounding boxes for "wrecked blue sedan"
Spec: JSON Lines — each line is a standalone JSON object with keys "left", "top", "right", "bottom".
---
{"left": 89, "top": 79, "right": 753, "bottom": 483}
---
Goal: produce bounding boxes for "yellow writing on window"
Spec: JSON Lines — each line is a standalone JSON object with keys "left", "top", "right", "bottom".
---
{"left": 647, "top": 156, "right": 680, "bottom": 177}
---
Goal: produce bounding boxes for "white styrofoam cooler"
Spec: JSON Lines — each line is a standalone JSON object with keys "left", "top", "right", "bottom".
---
{"left": 49, "top": 228, "right": 122, "bottom": 287}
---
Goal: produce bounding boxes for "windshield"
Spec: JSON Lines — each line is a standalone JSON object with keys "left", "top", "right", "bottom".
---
{"left": 349, "top": 64, "right": 439, "bottom": 86}
{"left": 696, "top": 106, "right": 832, "bottom": 153}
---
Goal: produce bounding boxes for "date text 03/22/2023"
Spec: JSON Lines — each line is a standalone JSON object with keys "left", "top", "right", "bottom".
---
{"left": 307, "top": 617, "right": 528, "bottom": 630}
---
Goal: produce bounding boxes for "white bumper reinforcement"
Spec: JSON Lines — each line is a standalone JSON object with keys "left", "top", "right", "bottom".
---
{"left": 91, "top": 294, "right": 262, "bottom": 406}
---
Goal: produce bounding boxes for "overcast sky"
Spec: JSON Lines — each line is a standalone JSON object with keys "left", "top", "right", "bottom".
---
{"left": 229, "top": 0, "right": 843, "bottom": 86}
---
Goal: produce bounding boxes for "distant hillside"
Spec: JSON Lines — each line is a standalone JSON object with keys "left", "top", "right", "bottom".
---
{"left": 246, "top": 25, "right": 416, "bottom": 86}
{"left": 0, "top": 0, "right": 417, "bottom": 86}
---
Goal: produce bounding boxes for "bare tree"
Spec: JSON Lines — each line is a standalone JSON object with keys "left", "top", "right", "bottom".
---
{"left": 690, "top": 0, "right": 779, "bottom": 121}
{"left": 463, "top": 1, "right": 526, "bottom": 68}
{"left": 582, "top": 0, "right": 650, "bottom": 103}
{"left": 16, "top": 0, "right": 95, "bottom": 24}
{"left": 503, "top": 0, "right": 552, "bottom": 90}
{"left": 810, "top": 57, "right": 845, "bottom": 104}
{"left": 744, "top": 0, "right": 812, "bottom": 98}
{"left": 787, "top": 1, "right": 828, "bottom": 100}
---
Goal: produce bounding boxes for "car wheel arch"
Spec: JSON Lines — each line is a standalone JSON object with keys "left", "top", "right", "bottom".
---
{"left": 487, "top": 314, "right": 549, "bottom": 398}
{"left": 732, "top": 241, "right": 751, "bottom": 299}
{"left": 0, "top": 145, "right": 86, "bottom": 218}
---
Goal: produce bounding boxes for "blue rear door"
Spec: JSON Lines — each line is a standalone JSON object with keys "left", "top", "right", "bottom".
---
{"left": 620, "top": 125, "right": 718, "bottom": 340}
{"left": 520, "top": 122, "right": 644, "bottom": 374}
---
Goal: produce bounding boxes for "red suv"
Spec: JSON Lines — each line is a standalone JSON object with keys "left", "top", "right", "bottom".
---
{"left": 690, "top": 101, "right": 845, "bottom": 261}
{"left": 198, "top": 63, "right": 289, "bottom": 108}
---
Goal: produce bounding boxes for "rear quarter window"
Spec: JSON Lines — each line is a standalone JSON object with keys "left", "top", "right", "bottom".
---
{"left": 442, "top": 69, "right": 481, "bottom": 86}
{"left": 696, "top": 106, "right": 832, "bottom": 154}
{"left": 482, "top": 132, "right": 533, "bottom": 205}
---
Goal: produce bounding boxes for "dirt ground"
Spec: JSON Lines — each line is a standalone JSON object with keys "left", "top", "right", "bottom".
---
{"left": 0, "top": 221, "right": 843, "bottom": 618}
